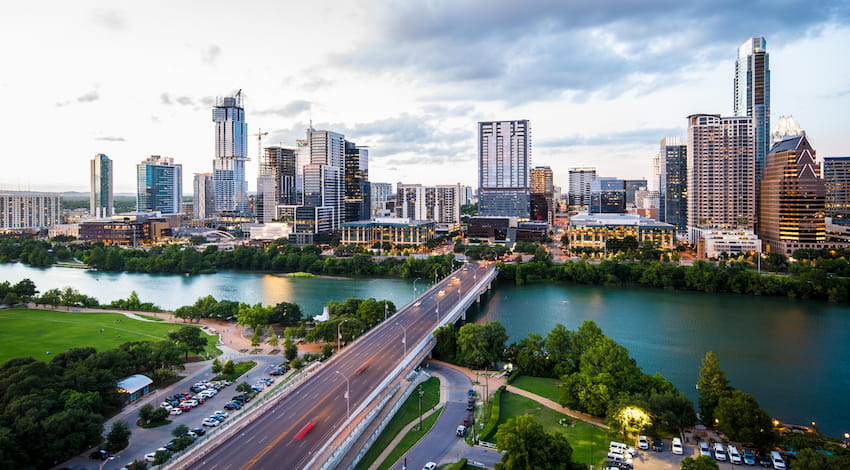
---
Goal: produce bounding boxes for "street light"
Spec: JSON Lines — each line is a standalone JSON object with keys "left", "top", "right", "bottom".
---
{"left": 384, "top": 301, "right": 389, "bottom": 321}
{"left": 413, "top": 277, "right": 422, "bottom": 297}
{"left": 417, "top": 384, "right": 424, "bottom": 431}
{"left": 99, "top": 455, "right": 115, "bottom": 470}
{"left": 337, "top": 319, "right": 350, "bottom": 352}
{"left": 394, "top": 322, "right": 408, "bottom": 356}
{"left": 335, "top": 370, "right": 350, "bottom": 418}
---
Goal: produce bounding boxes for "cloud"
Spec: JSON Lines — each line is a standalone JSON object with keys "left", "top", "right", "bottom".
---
{"left": 538, "top": 127, "right": 683, "bottom": 148}
{"left": 77, "top": 91, "right": 100, "bottom": 103}
{"left": 94, "top": 136, "right": 125, "bottom": 142}
{"left": 55, "top": 100, "right": 71, "bottom": 108}
{"left": 202, "top": 45, "right": 221, "bottom": 64}
{"left": 255, "top": 100, "right": 312, "bottom": 117}
{"left": 160, "top": 93, "right": 172, "bottom": 105}
{"left": 301, "top": 77, "right": 333, "bottom": 92}
{"left": 161, "top": 92, "right": 195, "bottom": 106}
{"left": 92, "top": 9, "right": 126, "bottom": 31}
{"left": 335, "top": 0, "right": 850, "bottom": 103}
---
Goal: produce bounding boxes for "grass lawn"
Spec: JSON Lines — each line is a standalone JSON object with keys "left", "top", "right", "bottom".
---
{"left": 511, "top": 375, "right": 561, "bottom": 402}
{"left": 354, "top": 377, "right": 440, "bottom": 470}
{"left": 0, "top": 308, "right": 195, "bottom": 364}
{"left": 377, "top": 407, "right": 443, "bottom": 470}
{"left": 497, "top": 391, "right": 609, "bottom": 467}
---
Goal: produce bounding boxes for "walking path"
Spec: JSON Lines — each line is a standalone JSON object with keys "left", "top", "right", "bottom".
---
{"left": 504, "top": 385, "right": 609, "bottom": 429}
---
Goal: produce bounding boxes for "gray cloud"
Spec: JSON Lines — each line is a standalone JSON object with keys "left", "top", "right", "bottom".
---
{"left": 161, "top": 93, "right": 195, "bottom": 106}
{"left": 77, "top": 91, "right": 100, "bottom": 103}
{"left": 337, "top": 0, "right": 850, "bottom": 103}
{"left": 301, "top": 77, "right": 333, "bottom": 92}
{"left": 200, "top": 96, "right": 216, "bottom": 107}
{"left": 539, "top": 127, "right": 683, "bottom": 148}
{"left": 160, "top": 93, "right": 172, "bottom": 105}
{"left": 55, "top": 100, "right": 71, "bottom": 108}
{"left": 92, "top": 9, "right": 126, "bottom": 31}
{"left": 255, "top": 100, "right": 312, "bottom": 117}
{"left": 94, "top": 136, "right": 126, "bottom": 142}
{"left": 202, "top": 45, "right": 221, "bottom": 64}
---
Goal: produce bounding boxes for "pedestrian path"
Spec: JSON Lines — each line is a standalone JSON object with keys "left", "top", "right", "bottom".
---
{"left": 504, "top": 385, "right": 609, "bottom": 429}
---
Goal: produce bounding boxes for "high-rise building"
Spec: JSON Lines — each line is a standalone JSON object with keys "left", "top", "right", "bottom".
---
{"left": 590, "top": 177, "right": 626, "bottom": 213}
{"left": 137, "top": 155, "right": 182, "bottom": 214}
{"left": 686, "top": 114, "right": 755, "bottom": 242}
{"left": 370, "top": 182, "right": 393, "bottom": 217}
{"left": 478, "top": 120, "right": 531, "bottom": 218}
{"left": 395, "top": 183, "right": 462, "bottom": 231}
{"left": 530, "top": 166, "right": 554, "bottom": 223}
{"left": 758, "top": 135, "right": 825, "bottom": 255}
{"left": 0, "top": 192, "right": 62, "bottom": 229}
{"left": 734, "top": 37, "right": 770, "bottom": 179}
{"left": 212, "top": 90, "right": 248, "bottom": 214}
{"left": 823, "top": 156, "right": 850, "bottom": 216}
{"left": 305, "top": 128, "right": 345, "bottom": 230}
{"left": 193, "top": 173, "right": 214, "bottom": 220}
{"left": 624, "top": 179, "right": 648, "bottom": 208}
{"left": 771, "top": 115, "right": 804, "bottom": 147}
{"left": 256, "top": 146, "right": 297, "bottom": 223}
{"left": 90, "top": 153, "right": 113, "bottom": 218}
{"left": 568, "top": 168, "right": 596, "bottom": 211}
{"left": 344, "top": 141, "right": 370, "bottom": 222}
{"left": 658, "top": 137, "right": 688, "bottom": 230}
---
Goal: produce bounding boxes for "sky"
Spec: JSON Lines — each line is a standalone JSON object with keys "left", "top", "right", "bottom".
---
{"left": 1, "top": 0, "right": 849, "bottom": 195}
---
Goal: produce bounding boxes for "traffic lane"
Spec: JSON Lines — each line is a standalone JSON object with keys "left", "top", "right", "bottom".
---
{"left": 394, "top": 401, "right": 470, "bottom": 470}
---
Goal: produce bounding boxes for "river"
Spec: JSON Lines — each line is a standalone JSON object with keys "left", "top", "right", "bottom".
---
{"left": 0, "top": 263, "right": 847, "bottom": 438}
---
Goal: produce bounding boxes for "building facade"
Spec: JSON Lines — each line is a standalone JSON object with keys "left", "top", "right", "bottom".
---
{"left": 734, "top": 37, "right": 770, "bottom": 180}
{"left": 658, "top": 137, "right": 687, "bottom": 230}
{"left": 212, "top": 90, "right": 249, "bottom": 214}
{"left": 530, "top": 166, "right": 554, "bottom": 223}
{"left": 90, "top": 153, "right": 113, "bottom": 218}
{"left": 395, "top": 183, "right": 461, "bottom": 232}
{"left": 686, "top": 114, "right": 755, "bottom": 243}
{"left": 568, "top": 167, "right": 596, "bottom": 211}
{"left": 623, "top": 179, "right": 647, "bottom": 208}
{"left": 758, "top": 135, "right": 825, "bottom": 255}
{"left": 590, "top": 177, "right": 626, "bottom": 214}
{"left": 344, "top": 141, "right": 370, "bottom": 222}
{"left": 193, "top": 173, "right": 214, "bottom": 220}
{"left": 824, "top": 156, "right": 850, "bottom": 216}
{"left": 0, "top": 192, "right": 62, "bottom": 230}
{"left": 340, "top": 218, "right": 436, "bottom": 247}
{"left": 567, "top": 213, "right": 676, "bottom": 254}
{"left": 370, "top": 182, "right": 393, "bottom": 217}
{"left": 478, "top": 120, "right": 531, "bottom": 218}
{"left": 771, "top": 115, "right": 804, "bottom": 147}
{"left": 137, "top": 155, "right": 182, "bottom": 214}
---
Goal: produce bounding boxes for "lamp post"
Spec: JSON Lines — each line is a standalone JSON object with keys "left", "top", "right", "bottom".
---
{"left": 417, "top": 384, "right": 424, "bottom": 431}
{"left": 99, "top": 455, "right": 115, "bottom": 470}
{"left": 384, "top": 301, "right": 389, "bottom": 321}
{"left": 413, "top": 277, "right": 422, "bottom": 297}
{"left": 335, "top": 370, "right": 350, "bottom": 418}
{"left": 394, "top": 322, "right": 408, "bottom": 356}
{"left": 337, "top": 319, "right": 350, "bottom": 352}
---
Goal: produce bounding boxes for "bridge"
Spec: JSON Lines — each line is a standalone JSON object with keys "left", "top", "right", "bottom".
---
{"left": 173, "top": 261, "right": 499, "bottom": 470}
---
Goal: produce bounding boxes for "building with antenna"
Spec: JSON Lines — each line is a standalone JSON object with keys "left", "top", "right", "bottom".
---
{"left": 90, "top": 153, "right": 113, "bottom": 218}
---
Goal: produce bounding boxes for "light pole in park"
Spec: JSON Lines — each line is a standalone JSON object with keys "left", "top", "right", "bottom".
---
{"left": 337, "top": 319, "right": 350, "bottom": 352}
{"left": 417, "top": 384, "right": 424, "bottom": 431}
{"left": 335, "top": 370, "right": 350, "bottom": 418}
{"left": 413, "top": 277, "right": 422, "bottom": 297}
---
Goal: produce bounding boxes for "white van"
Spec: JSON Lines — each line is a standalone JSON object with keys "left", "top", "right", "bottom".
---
{"left": 770, "top": 451, "right": 786, "bottom": 469}
{"left": 609, "top": 441, "right": 628, "bottom": 453}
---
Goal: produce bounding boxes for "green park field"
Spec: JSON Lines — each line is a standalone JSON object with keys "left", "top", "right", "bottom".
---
{"left": 0, "top": 308, "right": 188, "bottom": 364}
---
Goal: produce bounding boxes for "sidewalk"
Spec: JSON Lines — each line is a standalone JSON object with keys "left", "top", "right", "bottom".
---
{"left": 505, "top": 385, "right": 608, "bottom": 429}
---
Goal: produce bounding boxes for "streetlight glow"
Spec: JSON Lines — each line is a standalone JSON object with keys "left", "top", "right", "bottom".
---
{"left": 335, "top": 370, "right": 350, "bottom": 418}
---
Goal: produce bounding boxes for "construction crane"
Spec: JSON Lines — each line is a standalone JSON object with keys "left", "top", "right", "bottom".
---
{"left": 243, "top": 128, "right": 269, "bottom": 162}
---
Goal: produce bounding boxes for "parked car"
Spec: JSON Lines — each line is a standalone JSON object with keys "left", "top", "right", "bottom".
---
{"left": 671, "top": 437, "right": 684, "bottom": 455}
{"left": 456, "top": 425, "right": 467, "bottom": 437}
{"left": 728, "top": 444, "right": 742, "bottom": 464}
{"left": 423, "top": 463, "right": 437, "bottom": 470}
{"left": 208, "top": 415, "right": 225, "bottom": 422}
{"left": 742, "top": 448, "right": 756, "bottom": 465}
{"left": 756, "top": 451, "right": 772, "bottom": 467}
{"left": 699, "top": 441, "right": 712, "bottom": 457}
{"left": 714, "top": 442, "right": 728, "bottom": 461}
{"left": 224, "top": 402, "right": 241, "bottom": 410}
{"left": 169, "top": 408, "right": 183, "bottom": 416}
{"left": 638, "top": 435, "right": 649, "bottom": 450}
{"left": 466, "top": 403, "right": 474, "bottom": 411}
{"left": 89, "top": 450, "right": 109, "bottom": 461}
{"left": 202, "top": 418, "right": 220, "bottom": 427}
{"left": 213, "top": 410, "right": 228, "bottom": 418}
{"left": 651, "top": 438, "right": 663, "bottom": 452}
{"left": 191, "top": 427, "right": 206, "bottom": 436}
{"left": 769, "top": 451, "right": 786, "bottom": 469}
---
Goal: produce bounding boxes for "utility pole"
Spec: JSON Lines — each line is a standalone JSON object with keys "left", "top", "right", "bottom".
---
{"left": 417, "top": 384, "right": 424, "bottom": 431}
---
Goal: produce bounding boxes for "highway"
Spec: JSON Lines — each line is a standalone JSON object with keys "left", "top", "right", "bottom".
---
{"left": 186, "top": 261, "right": 495, "bottom": 470}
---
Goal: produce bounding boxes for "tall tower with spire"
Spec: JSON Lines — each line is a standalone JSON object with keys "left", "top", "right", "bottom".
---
{"left": 212, "top": 90, "right": 249, "bottom": 214}
{"left": 734, "top": 37, "right": 770, "bottom": 180}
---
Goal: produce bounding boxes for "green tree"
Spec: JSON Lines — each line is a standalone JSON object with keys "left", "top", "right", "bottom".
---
{"left": 457, "top": 323, "right": 489, "bottom": 368}
{"left": 514, "top": 333, "right": 550, "bottom": 377}
{"left": 284, "top": 338, "right": 298, "bottom": 362}
{"left": 127, "top": 460, "right": 149, "bottom": 470}
{"left": 138, "top": 403, "right": 154, "bottom": 425}
{"left": 251, "top": 328, "right": 262, "bottom": 347}
{"left": 171, "top": 424, "right": 189, "bottom": 439}
{"left": 697, "top": 351, "right": 730, "bottom": 426}
{"left": 494, "top": 414, "right": 575, "bottom": 470}
{"left": 150, "top": 407, "right": 168, "bottom": 424}
{"left": 680, "top": 455, "right": 719, "bottom": 470}
{"left": 236, "top": 382, "right": 252, "bottom": 393}
{"left": 105, "top": 420, "right": 131, "bottom": 452}
{"left": 238, "top": 302, "right": 272, "bottom": 328}
{"left": 267, "top": 328, "right": 279, "bottom": 347}
{"left": 432, "top": 324, "right": 457, "bottom": 361}
{"left": 792, "top": 448, "right": 828, "bottom": 470}
{"left": 222, "top": 360, "right": 235, "bottom": 376}
{"left": 268, "top": 301, "right": 303, "bottom": 324}
{"left": 714, "top": 390, "right": 776, "bottom": 449}
{"left": 545, "top": 323, "right": 574, "bottom": 376}
{"left": 167, "top": 326, "right": 208, "bottom": 360}
{"left": 211, "top": 358, "right": 222, "bottom": 374}
{"left": 321, "top": 343, "right": 334, "bottom": 359}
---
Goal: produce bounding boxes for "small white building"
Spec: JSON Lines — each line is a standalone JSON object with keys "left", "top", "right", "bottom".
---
{"left": 116, "top": 374, "right": 153, "bottom": 405}
{"left": 695, "top": 229, "right": 763, "bottom": 259}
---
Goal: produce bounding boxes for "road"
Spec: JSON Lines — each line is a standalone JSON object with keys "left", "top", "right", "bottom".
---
{"left": 187, "top": 262, "right": 496, "bottom": 470}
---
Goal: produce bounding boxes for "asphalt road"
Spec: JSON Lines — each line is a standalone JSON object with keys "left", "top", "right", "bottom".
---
{"left": 187, "top": 262, "right": 496, "bottom": 470}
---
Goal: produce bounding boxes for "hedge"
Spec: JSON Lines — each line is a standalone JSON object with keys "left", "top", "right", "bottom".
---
{"left": 479, "top": 385, "right": 506, "bottom": 442}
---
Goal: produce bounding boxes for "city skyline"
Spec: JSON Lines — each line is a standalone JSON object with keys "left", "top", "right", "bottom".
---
{"left": 1, "top": 1, "right": 848, "bottom": 194}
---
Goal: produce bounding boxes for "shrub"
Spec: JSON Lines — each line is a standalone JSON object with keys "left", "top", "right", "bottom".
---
{"left": 479, "top": 385, "right": 505, "bottom": 442}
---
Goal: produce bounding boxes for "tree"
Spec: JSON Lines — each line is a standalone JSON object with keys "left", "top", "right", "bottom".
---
{"left": 236, "top": 382, "right": 252, "bottom": 393}
{"left": 267, "top": 328, "right": 279, "bottom": 347}
{"left": 714, "top": 390, "right": 776, "bottom": 449}
{"left": 222, "top": 360, "right": 235, "bottom": 376}
{"left": 680, "top": 456, "right": 719, "bottom": 470}
{"left": 514, "top": 333, "right": 550, "bottom": 377}
{"left": 237, "top": 302, "right": 271, "bottom": 328}
{"left": 171, "top": 424, "right": 189, "bottom": 439}
{"left": 610, "top": 404, "right": 652, "bottom": 440}
{"left": 432, "top": 324, "right": 457, "bottom": 361}
{"left": 167, "top": 326, "right": 208, "bottom": 360}
{"left": 138, "top": 403, "right": 154, "bottom": 425}
{"left": 321, "top": 343, "right": 334, "bottom": 359}
{"left": 697, "top": 351, "right": 730, "bottom": 426}
{"left": 211, "top": 358, "right": 222, "bottom": 374}
{"left": 284, "top": 338, "right": 298, "bottom": 362}
{"left": 494, "top": 414, "right": 575, "bottom": 470}
{"left": 251, "top": 328, "right": 262, "bottom": 347}
{"left": 268, "top": 301, "right": 303, "bottom": 324}
{"left": 150, "top": 407, "right": 169, "bottom": 424}
{"left": 545, "top": 323, "right": 574, "bottom": 376}
{"left": 792, "top": 448, "right": 828, "bottom": 470}
{"left": 457, "top": 323, "right": 489, "bottom": 368}
{"left": 105, "top": 420, "right": 131, "bottom": 452}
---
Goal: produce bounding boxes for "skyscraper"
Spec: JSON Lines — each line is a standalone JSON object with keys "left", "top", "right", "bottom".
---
{"left": 734, "top": 37, "right": 770, "bottom": 179}
{"left": 589, "top": 177, "right": 626, "bottom": 214}
{"left": 344, "top": 141, "right": 370, "bottom": 222}
{"left": 212, "top": 90, "right": 248, "bottom": 214}
{"left": 256, "top": 146, "right": 297, "bottom": 223}
{"left": 823, "top": 157, "right": 850, "bottom": 216}
{"left": 306, "top": 128, "right": 345, "bottom": 230}
{"left": 568, "top": 168, "right": 596, "bottom": 211}
{"left": 370, "top": 182, "right": 392, "bottom": 217}
{"left": 686, "top": 114, "right": 755, "bottom": 242}
{"left": 90, "top": 153, "right": 113, "bottom": 218}
{"left": 530, "top": 166, "right": 554, "bottom": 223}
{"left": 137, "top": 155, "right": 182, "bottom": 214}
{"left": 658, "top": 137, "right": 688, "bottom": 230}
{"left": 193, "top": 173, "right": 214, "bottom": 220}
{"left": 771, "top": 115, "right": 805, "bottom": 147}
{"left": 478, "top": 120, "right": 531, "bottom": 218}
{"left": 758, "top": 135, "right": 825, "bottom": 255}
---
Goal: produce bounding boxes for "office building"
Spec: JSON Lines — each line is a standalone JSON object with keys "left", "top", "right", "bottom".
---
{"left": 305, "top": 128, "right": 345, "bottom": 231}
{"left": 90, "top": 153, "right": 113, "bottom": 218}
{"left": 568, "top": 168, "right": 596, "bottom": 211}
{"left": 658, "top": 137, "right": 688, "bottom": 230}
{"left": 79, "top": 212, "right": 168, "bottom": 246}
{"left": 137, "top": 155, "right": 182, "bottom": 214}
{"left": 256, "top": 146, "right": 297, "bottom": 223}
{"left": 212, "top": 90, "right": 249, "bottom": 214}
{"left": 734, "top": 37, "right": 770, "bottom": 179}
{"left": 530, "top": 166, "right": 554, "bottom": 223}
{"left": 758, "top": 135, "right": 825, "bottom": 255}
{"left": 340, "top": 218, "right": 436, "bottom": 248}
{"left": 396, "top": 183, "right": 462, "bottom": 232}
{"left": 567, "top": 212, "right": 675, "bottom": 255}
{"left": 344, "top": 141, "right": 370, "bottom": 222}
{"left": 193, "top": 173, "right": 214, "bottom": 220}
{"left": 635, "top": 189, "right": 661, "bottom": 220}
{"left": 686, "top": 114, "right": 755, "bottom": 243}
{"left": 824, "top": 156, "right": 850, "bottom": 216}
{"left": 771, "top": 115, "right": 805, "bottom": 147}
{"left": 624, "top": 179, "right": 647, "bottom": 208}
{"left": 590, "top": 177, "right": 626, "bottom": 214}
{"left": 371, "top": 182, "right": 393, "bottom": 217}
{"left": 0, "top": 192, "right": 62, "bottom": 230}
{"left": 478, "top": 120, "right": 531, "bottom": 218}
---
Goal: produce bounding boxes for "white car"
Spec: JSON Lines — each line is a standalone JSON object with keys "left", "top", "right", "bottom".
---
{"left": 144, "top": 448, "right": 168, "bottom": 462}
{"left": 202, "top": 418, "right": 220, "bottom": 427}
{"left": 671, "top": 437, "right": 684, "bottom": 455}
{"left": 213, "top": 410, "right": 228, "bottom": 418}
{"left": 728, "top": 444, "right": 742, "bottom": 464}
{"left": 181, "top": 399, "right": 199, "bottom": 408}
{"left": 714, "top": 442, "right": 727, "bottom": 461}
{"left": 422, "top": 463, "right": 437, "bottom": 470}
{"left": 637, "top": 435, "right": 649, "bottom": 450}
{"left": 169, "top": 408, "right": 183, "bottom": 416}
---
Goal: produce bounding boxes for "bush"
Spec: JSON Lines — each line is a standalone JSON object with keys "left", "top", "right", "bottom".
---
{"left": 105, "top": 420, "right": 131, "bottom": 452}
{"left": 506, "top": 369, "right": 521, "bottom": 384}
{"left": 444, "top": 458, "right": 468, "bottom": 470}
{"left": 479, "top": 385, "right": 505, "bottom": 442}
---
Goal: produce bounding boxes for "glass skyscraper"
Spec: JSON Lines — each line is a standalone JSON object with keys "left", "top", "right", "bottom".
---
{"left": 658, "top": 137, "right": 687, "bottom": 230}
{"left": 734, "top": 37, "right": 770, "bottom": 180}
{"left": 90, "top": 153, "right": 113, "bottom": 218}
{"left": 212, "top": 90, "right": 248, "bottom": 214}
{"left": 137, "top": 155, "right": 182, "bottom": 214}
{"left": 478, "top": 120, "right": 530, "bottom": 218}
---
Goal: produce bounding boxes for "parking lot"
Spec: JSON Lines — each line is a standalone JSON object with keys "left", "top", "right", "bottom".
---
{"left": 624, "top": 437, "right": 775, "bottom": 470}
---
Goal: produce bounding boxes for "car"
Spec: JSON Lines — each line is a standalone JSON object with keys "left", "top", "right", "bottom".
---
{"left": 456, "top": 425, "right": 467, "bottom": 437}
{"left": 699, "top": 441, "right": 712, "bottom": 457}
{"left": 423, "top": 463, "right": 437, "bottom": 470}
{"left": 89, "top": 450, "right": 109, "bottom": 460}
{"left": 466, "top": 403, "right": 474, "bottom": 411}
{"left": 438, "top": 289, "right": 445, "bottom": 295}
{"left": 185, "top": 430, "right": 198, "bottom": 439}
{"left": 462, "top": 417, "right": 470, "bottom": 427}
{"left": 181, "top": 399, "right": 199, "bottom": 408}
{"left": 169, "top": 408, "right": 183, "bottom": 415}
{"left": 144, "top": 448, "right": 169, "bottom": 462}
{"left": 179, "top": 404, "right": 192, "bottom": 412}
{"left": 208, "top": 414, "right": 225, "bottom": 422}
{"left": 728, "top": 444, "right": 742, "bottom": 464}
{"left": 651, "top": 438, "right": 663, "bottom": 452}
{"left": 756, "top": 451, "right": 772, "bottom": 467}
{"left": 269, "top": 368, "right": 287, "bottom": 376}
{"left": 414, "top": 301, "right": 422, "bottom": 307}
{"left": 770, "top": 451, "right": 786, "bottom": 469}
{"left": 743, "top": 448, "right": 756, "bottom": 465}
{"left": 714, "top": 442, "right": 727, "bottom": 461}
{"left": 638, "top": 435, "right": 649, "bottom": 450}
{"left": 191, "top": 427, "right": 206, "bottom": 436}
{"left": 202, "top": 418, "right": 220, "bottom": 427}
{"left": 213, "top": 410, "right": 228, "bottom": 418}
{"left": 224, "top": 402, "right": 241, "bottom": 410}
{"left": 671, "top": 437, "right": 684, "bottom": 455}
